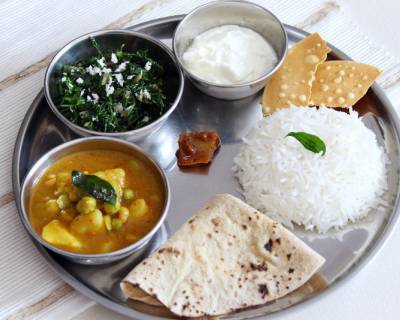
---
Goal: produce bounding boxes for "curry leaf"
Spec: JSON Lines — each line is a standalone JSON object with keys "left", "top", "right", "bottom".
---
{"left": 286, "top": 131, "right": 326, "bottom": 156}
{"left": 71, "top": 170, "right": 117, "bottom": 205}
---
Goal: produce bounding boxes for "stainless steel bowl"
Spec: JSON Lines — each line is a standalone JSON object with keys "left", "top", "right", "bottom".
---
{"left": 20, "top": 137, "right": 170, "bottom": 265}
{"left": 45, "top": 29, "right": 184, "bottom": 141}
{"left": 173, "top": 0, "right": 287, "bottom": 100}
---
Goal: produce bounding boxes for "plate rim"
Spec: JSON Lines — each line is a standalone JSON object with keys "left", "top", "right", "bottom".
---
{"left": 12, "top": 15, "right": 400, "bottom": 320}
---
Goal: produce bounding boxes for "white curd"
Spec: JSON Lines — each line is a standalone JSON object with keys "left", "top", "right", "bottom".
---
{"left": 182, "top": 25, "right": 278, "bottom": 85}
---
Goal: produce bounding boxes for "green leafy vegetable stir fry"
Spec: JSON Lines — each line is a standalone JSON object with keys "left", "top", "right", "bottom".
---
{"left": 55, "top": 38, "right": 169, "bottom": 132}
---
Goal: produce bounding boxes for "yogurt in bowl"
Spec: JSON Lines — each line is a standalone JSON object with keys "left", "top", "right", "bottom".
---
{"left": 173, "top": 1, "right": 287, "bottom": 100}
{"left": 182, "top": 25, "right": 278, "bottom": 85}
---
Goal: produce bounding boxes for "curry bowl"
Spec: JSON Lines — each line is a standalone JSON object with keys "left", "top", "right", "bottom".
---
{"left": 173, "top": 0, "right": 288, "bottom": 100}
{"left": 20, "top": 137, "right": 170, "bottom": 265}
{"left": 45, "top": 29, "right": 184, "bottom": 141}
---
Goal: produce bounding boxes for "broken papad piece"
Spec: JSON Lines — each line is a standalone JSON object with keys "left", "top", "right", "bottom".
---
{"left": 262, "top": 33, "right": 330, "bottom": 115}
{"left": 121, "top": 194, "right": 325, "bottom": 318}
{"left": 310, "top": 60, "right": 382, "bottom": 108}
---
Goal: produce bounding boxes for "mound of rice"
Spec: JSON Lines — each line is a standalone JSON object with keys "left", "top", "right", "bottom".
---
{"left": 233, "top": 106, "right": 388, "bottom": 233}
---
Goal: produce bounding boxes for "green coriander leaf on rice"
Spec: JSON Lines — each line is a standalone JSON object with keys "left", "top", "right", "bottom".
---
{"left": 233, "top": 106, "right": 388, "bottom": 233}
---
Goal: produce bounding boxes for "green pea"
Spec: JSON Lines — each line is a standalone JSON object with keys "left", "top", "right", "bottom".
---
{"left": 56, "top": 194, "right": 71, "bottom": 210}
{"left": 45, "top": 199, "right": 60, "bottom": 215}
{"left": 103, "top": 201, "right": 120, "bottom": 215}
{"left": 76, "top": 196, "right": 97, "bottom": 214}
{"left": 111, "top": 218, "right": 123, "bottom": 231}
{"left": 123, "top": 189, "right": 135, "bottom": 200}
{"left": 128, "top": 158, "right": 142, "bottom": 171}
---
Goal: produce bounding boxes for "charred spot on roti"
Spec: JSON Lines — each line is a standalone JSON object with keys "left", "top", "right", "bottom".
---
{"left": 288, "top": 268, "right": 295, "bottom": 274}
{"left": 287, "top": 253, "right": 292, "bottom": 260}
{"left": 264, "top": 239, "right": 273, "bottom": 252}
{"left": 151, "top": 293, "right": 158, "bottom": 299}
{"left": 275, "top": 238, "right": 281, "bottom": 245}
{"left": 158, "top": 247, "right": 180, "bottom": 257}
{"left": 182, "top": 303, "right": 190, "bottom": 311}
{"left": 211, "top": 217, "right": 221, "bottom": 226}
{"left": 242, "top": 224, "right": 248, "bottom": 230}
{"left": 258, "top": 284, "right": 269, "bottom": 298}
{"left": 250, "top": 262, "right": 269, "bottom": 271}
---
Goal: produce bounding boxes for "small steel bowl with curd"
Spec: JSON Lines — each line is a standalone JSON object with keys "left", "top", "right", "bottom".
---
{"left": 173, "top": 0, "right": 287, "bottom": 100}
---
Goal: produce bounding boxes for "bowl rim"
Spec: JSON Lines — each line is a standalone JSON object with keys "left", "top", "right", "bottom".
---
{"left": 19, "top": 136, "right": 171, "bottom": 261}
{"left": 44, "top": 29, "right": 184, "bottom": 138}
{"left": 172, "top": 0, "right": 288, "bottom": 88}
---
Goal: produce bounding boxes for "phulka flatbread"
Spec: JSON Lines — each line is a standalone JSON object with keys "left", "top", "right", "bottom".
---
{"left": 121, "top": 194, "right": 325, "bottom": 317}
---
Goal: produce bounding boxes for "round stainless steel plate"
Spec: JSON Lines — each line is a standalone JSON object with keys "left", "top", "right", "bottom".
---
{"left": 12, "top": 15, "right": 400, "bottom": 320}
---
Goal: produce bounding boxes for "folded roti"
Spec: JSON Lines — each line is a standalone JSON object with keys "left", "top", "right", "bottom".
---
{"left": 121, "top": 194, "right": 325, "bottom": 317}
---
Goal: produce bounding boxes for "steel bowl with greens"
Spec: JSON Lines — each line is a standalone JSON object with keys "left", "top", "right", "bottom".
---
{"left": 45, "top": 30, "right": 183, "bottom": 140}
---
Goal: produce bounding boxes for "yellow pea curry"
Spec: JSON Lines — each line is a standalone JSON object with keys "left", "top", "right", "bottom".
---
{"left": 29, "top": 150, "right": 165, "bottom": 254}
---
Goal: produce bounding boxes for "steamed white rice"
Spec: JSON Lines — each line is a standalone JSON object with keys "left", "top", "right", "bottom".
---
{"left": 233, "top": 106, "right": 388, "bottom": 233}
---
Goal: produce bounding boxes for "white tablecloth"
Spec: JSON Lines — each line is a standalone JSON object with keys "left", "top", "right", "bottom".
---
{"left": 1, "top": 1, "right": 399, "bottom": 319}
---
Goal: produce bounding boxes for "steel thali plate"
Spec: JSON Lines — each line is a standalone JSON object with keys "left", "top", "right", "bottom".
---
{"left": 12, "top": 15, "right": 400, "bottom": 319}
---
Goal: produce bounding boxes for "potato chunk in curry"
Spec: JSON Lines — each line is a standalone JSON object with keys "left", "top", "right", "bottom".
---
{"left": 95, "top": 168, "right": 125, "bottom": 214}
{"left": 42, "top": 220, "right": 82, "bottom": 249}
{"left": 29, "top": 150, "right": 165, "bottom": 254}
